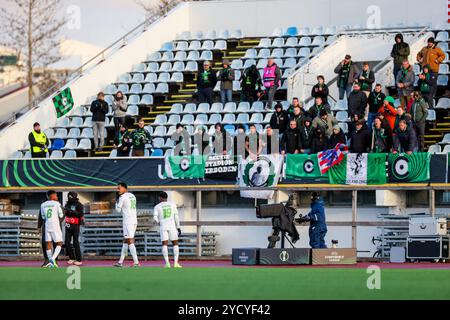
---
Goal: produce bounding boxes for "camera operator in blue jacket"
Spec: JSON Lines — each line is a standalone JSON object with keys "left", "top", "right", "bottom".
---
{"left": 296, "top": 192, "right": 328, "bottom": 248}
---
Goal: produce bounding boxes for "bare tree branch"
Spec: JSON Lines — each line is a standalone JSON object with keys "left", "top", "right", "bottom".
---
{"left": 0, "top": 0, "right": 67, "bottom": 103}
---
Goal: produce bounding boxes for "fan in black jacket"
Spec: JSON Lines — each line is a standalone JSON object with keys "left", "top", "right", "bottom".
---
{"left": 270, "top": 103, "right": 289, "bottom": 134}
{"left": 298, "top": 117, "right": 314, "bottom": 153}
{"left": 327, "top": 125, "right": 346, "bottom": 149}
{"left": 350, "top": 120, "right": 371, "bottom": 153}
{"left": 64, "top": 192, "right": 85, "bottom": 265}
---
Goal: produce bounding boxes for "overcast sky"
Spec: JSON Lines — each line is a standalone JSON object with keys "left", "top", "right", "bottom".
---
{"left": 0, "top": 0, "right": 148, "bottom": 47}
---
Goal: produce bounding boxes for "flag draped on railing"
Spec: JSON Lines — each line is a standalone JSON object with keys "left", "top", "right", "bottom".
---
{"left": 317, "top": 143, "right": 348, "bottom": 174}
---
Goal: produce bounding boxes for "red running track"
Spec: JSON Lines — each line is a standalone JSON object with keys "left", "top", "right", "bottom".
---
{"left": 1, "top": 260, "right": 450, "bottom": 269}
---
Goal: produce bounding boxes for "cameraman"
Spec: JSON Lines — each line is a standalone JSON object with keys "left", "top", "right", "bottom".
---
{"left": 64, "top": 192, "right": 84, "bottom": 265}
{"left": 298, "top": 192, "right": 328, "bottom": 249}
{"left": 217, "top": 59, "right": 235, "bottom": 105}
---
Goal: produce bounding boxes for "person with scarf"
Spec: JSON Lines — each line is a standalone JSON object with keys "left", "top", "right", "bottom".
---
{"left": 409, "top": 91, "right": 429, "bottom": 152}
{"left": 417, "top": 37, "right": 445, "bottom": 106}
{"left": 417, "top": 64, "right": 434, "bottom": 107}
{"left": 334, "top": 54, "right": 359, "bottom": 99}
{"left": 367, "top": 84, "right": 386, "bottom": 129}
{"left": 357, "top": 62, "right": 375, "bottom": 97}
{"left": 298, "top": 117, "right": 314, "bottom": 154}
{"left": 311, "top": 75, "right": 329, "bottom": 104}
{"left": 308, "top": 96, "right": 331, "bottom": 119}
{"left": 217, "top": 59, "right": 235, "bottom": 105}
{"left": 112, "top": 91, "right": 128, "bottom": 141}
{"left": 371, "top": 117, "right": 391, "bottom": 153}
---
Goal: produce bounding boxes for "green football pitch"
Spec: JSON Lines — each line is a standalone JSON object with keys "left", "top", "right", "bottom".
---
{"left": 0, "top": 267, "right": 449, "bottom": 300}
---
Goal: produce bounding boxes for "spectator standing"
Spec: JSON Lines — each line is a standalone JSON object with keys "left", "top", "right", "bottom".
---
{"left": 348, "top": 82, "right": 368, "bottom": 119}
{"left": 173, "top": 124, "right": 191, "bottom": 156}
{"left": 350, "top": 120, "right": 371, "bottom": 153}
{"left": 63, "top": 192, "right": 84, "bottom": 265}
{"left": 312, "top": 109, "right": 338, "bottom": 138}
{"left": 393, "top": 120, "right": 418, "bottom": 154}
{"left": 263, "top": 57, "right": 282, "bottom": 110}
{"left": 130, "top": 118, "right": 152, "bottom": 156}
{"left": 370, "top": 117, "right": 390, "bottom": 153}
{"left": 357, "top": 62, "right": 375, "bottom": 97}
{"left": 114, "top": 124, "right": 132, "bottom": 157}
{"left": 240, "top": 64, "right": 262, "bottom": 102}
{"left": 378, "top": 96, "right": 398, "bottom": 131}
{"left": 233, "top": 125, "right": 247, "bottom": 158}
{"left": 391, "top": 33, "right": 410, "bottom": 80}
{"left": 417, "top": 37, "right": 445, "bottom": 105}
{"left": 112, "top": 91, "right": 128, "bottom": 141}
{"left": 290, "top": 105, "right": 306, "bottom": 129}
{"left": 90, "top": 92, "right": 109, "bottom": 152}
{"left": 298, "top": 117, "right": 314, "bottom": 154}
{"left": 287, "top": 97, "right": 304, "bottom": 117}
{"left": 281, "top": 120, "right": 300, "bottom": 155}
{"left": 311, "top": 127, "right": 328, "bottom": 154}
{"left": 245, "top": 124, "right": 263, "bottom": 159}
{"left": 262, "top": 126, "right": 279, "bottom": 155}
{"left": 417, "top": 65, "right": 435, "bottom": 107}
{"left": 393, "top": 106, "right": 411, "bottom": 132}
{"left": 212, "top": 123, "right": 232, "bottom": 156}
{"left": 334, "top": 54, "right": 360, "bottom": 99}
{"left": 196, "top": 61, "right": 217, "bottom": 104}
{"left": 311, "top": 75, "right": 329, "bottom": 104}
{"left": 217, "top": 59, "right": 235, "bottom": 105}
{"left": 409, "top": 91, "right": 429, "bottom": 152}
{"left": 28, "top": 122, "right": 49, "bottom": 158}
{"left": 308, "top": 96, "right": 331, "bottom": 119}
{"left": 396, "top": 59, "right": 415, "bottom": 108}
{"left": 327, "top": 125, "right": 346, "bottom": 149}
{"left": 270, "top": 103, "right": 289, "bottom": 137}
{"left": 367, "top": 84, "right": 386, "bottom": 129}
{"left": 193, "top": 126, "right": 210, "bottom": 156}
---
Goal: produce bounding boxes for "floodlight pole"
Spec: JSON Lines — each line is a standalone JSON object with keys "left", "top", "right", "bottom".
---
{"left": 352, "top": 190, "right": 358, "bottom": 249}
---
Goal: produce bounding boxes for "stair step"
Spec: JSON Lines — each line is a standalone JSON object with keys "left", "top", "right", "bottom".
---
{"left": 236, "top": 45, "right": 256, "bottom": 50}
{"left": 170, "top": 94, "right": 192, "bottom": 99}
{"left": 429, "top": 128, "right": 450, "bottom": 132}
{"left": 425, "top": 135, "right": 443, "bottom": 138}
{"left": 436, "top": 123, "right": 450, "bottom": 127}
{"left": 165, "top": 99, "right": 187, "bottom": 103}
{"left": 179, "top": 88, "right": 195, "bottom": 93}
{"left": 240, "top": 39, "right": 260, "bottom": 45}
{"left": 185, "top": 84, "right": 197, "bottom": 88}
{"left": 227, "top": 51, "right": 246, "bottom": 56}
{"left": 147, "top": 111, "right": 165, "bottom": 115}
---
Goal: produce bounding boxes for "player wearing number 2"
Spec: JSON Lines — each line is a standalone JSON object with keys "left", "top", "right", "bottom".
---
{"left": 114, "top": 182, "right": 140, "bottom": 267}
{"left": 39, "top": 190, "right": 64, "bottom": 268}
{"left": 153, "top": 191, "right": 182, "bottom": 268}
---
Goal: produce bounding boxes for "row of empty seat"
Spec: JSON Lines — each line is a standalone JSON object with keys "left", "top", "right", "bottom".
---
{"left": 256, "top": 36, "right": 330, "bottom": 48}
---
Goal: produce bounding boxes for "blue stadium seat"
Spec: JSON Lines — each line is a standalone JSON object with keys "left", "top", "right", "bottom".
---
{"left": 284, "top": 26, "right": 298, "bottom": 37}
{"left": 151, "top": 149, "right": 163, "bottom": 157}
{"left": 51, "top": 138, "right": 65, "bottom": 150}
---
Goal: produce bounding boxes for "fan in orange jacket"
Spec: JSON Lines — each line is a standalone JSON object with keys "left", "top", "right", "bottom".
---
{"left": 378, "top": 96, "right": 397, "bottom": 131}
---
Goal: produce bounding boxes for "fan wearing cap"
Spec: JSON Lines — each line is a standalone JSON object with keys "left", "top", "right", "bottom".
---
{"left": 334, "top": 54, "right": 360, "bottom": 100}
{"left": 417, "top": 37, "right": 445, "bottom": 106}
{"left": 64, "top": 192, "right": 85, "bottom": 265}
{"left": 349, "top": 119, "right": 371, "bottom": 153}
{"left": 270, "top": 103, "right": 289, "bottom": 138}
{"left": 217, "top": 59, "right": 235, "bottom": 105}
{"left": 28, "top": 122, "right": 49, "bottom": 158}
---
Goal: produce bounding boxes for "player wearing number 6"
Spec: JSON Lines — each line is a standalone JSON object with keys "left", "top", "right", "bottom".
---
{"left": 153, "top": 192, "right": 182, "bottom": 268}
{"left": 114, "top": 182, "right": 140, "bottom": 267}
{"left": 39, "top": 190, "right": 64, "bottom": 268}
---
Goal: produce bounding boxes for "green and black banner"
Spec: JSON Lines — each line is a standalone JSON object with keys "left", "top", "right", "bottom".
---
{"left": 52, "top": 87, "right": 74, "bottom": 118}
{"left": 0, "top": 153, "right": 447, "bottom": 189}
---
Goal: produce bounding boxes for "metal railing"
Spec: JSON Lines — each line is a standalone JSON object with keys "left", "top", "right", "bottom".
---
{"left": 0, "top": 3, "right": 186, "bottom": 132}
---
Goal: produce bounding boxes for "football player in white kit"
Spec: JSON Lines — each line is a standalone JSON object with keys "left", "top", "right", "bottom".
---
{"left": 114, "top": 182, "right": 140, "bottom": 267}
{"left": 40, "top": 190, "right": 64, "bottom": 268}
{"left": 153, "top": 192, "right": 182, "bottom": 268}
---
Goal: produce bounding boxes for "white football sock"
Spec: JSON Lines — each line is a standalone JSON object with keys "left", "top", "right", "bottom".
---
{"left": 173, "top": 245, "right": 180, "bottom": 265}
{"left": 129, "top": 244, "right": 139, "bottom": 265}
{"left": 46, "top": 250, "right": 52, "bottom": 261}
{"left": 52, "top": 246, "right": 61, "bottom": 261}
{"left": 118, "top": 243, "right": 128, "bottom": 263}
{"left": 162, "top": 245, "right": 169, "bottom": 265}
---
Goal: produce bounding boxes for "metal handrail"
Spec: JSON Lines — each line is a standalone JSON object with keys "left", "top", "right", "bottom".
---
{"left": 0, "top": 3, "right": 185, "bottom": 132}
{"left": 296, "top": 26, "right": 430, "bottom": 105}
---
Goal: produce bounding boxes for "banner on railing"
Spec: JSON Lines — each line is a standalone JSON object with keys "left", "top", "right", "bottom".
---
{"left": 0, "top": 153, "right": 445, "bottom": 190}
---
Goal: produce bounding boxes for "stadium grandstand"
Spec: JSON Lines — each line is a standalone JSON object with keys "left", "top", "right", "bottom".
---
{"left": 0, "top": 0, "right": 450, "bottom": 301}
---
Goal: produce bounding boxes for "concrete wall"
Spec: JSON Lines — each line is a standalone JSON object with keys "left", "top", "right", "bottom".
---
{"left": 188, "top": 0, "right": 446, "bottom": 37}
